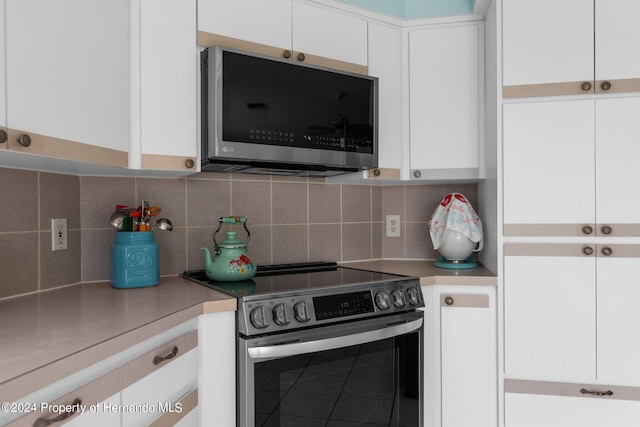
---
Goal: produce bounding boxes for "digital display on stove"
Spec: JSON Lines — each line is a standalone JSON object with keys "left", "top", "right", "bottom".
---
{"left": 313, "top": 291, "right": 374, "bottom": 320}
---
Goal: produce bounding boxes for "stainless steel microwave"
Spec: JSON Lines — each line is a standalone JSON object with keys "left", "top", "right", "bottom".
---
{"left": 200, "top": 46, "right": 378, "bottom": 177}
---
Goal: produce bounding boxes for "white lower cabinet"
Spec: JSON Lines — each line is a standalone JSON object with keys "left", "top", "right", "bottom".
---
{"left": 5, "top": 321, "right": 199, "bottom": 427}
{"left": 64, "top": 393, "right": 121, "bottom": 427}
{"left": 505, "top": 243, "right": 640, "bottom": 385}
{"left": 505, "top": 381, "right": 640, "bottom": 427}
{"left": 198, "top": 311, "right": 236, "bottom": 426}
{"left": 121, "top": 331, "right": 198, "bottom": 427}
{"left": 424, "top": 285, "right": 497, "bottom": 427}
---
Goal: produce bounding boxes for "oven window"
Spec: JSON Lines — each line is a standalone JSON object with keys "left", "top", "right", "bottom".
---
{"left": 254, "top": 333, "right": 420, "bottom": 426}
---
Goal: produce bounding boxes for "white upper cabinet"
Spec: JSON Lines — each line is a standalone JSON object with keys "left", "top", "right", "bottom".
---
{"left": 367, "top": 22, "right": 404, "bottom": 173}
{"left": 502, "top": 0, "right": 593, "bottom": 95}
{"left": 1, "top": 0, "right": 197, "bottom": 174}
{"left": 503, "top": 97, "right": 640, "bottom": 236}
{"left": 135, "top": 0, "right": 198, "bottom": 171}
{"left": 594, "top": 0, "right": 640, "bottom": 84}
{"left": 197, "top": 0, "right": 291, "bottom": 51}
{"left": 503, "top": 100, "right": 595, "bottom": 233}
{"left": 409, "top": 23, "right": 483, "bottom": 181}
{"left": 0, "top": 0, "right": 7, "bottom": 136}
{"left": 5, "top": 0, "right": 130, "bottom": 165}
{"left": 197, "top": 0, "right": 367, "bottom": 73}
{"left": 292, "top": 1, "right": 368, "bottom": 67}
{"left": 503, "top": 0, "right": 640, "bottom": 98}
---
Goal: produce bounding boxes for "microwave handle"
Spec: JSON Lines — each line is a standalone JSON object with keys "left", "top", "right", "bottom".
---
{"left": 247, "top": 317, "right": 422, "bottom": 360}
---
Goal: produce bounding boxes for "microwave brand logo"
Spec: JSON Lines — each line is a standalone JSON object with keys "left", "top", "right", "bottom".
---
{"left": 222, "top": 146, "right": 234, "bottom": 153}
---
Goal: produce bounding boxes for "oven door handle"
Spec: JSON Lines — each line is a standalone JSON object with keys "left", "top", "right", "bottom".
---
{"left": 247, "top": 317, "right": 423, "bottom": 360}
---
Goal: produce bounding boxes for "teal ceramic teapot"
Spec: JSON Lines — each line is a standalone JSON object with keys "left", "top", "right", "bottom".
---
{"left": 202, "top": 216, "right": 257, "bottom": 282}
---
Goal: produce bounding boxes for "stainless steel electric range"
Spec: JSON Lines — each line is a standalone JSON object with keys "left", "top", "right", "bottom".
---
{"left": 183, "top": 262, "right": 425, "bottom": 427}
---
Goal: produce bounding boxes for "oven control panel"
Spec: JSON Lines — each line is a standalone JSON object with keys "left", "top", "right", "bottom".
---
{"left": 239, "top": 280, "right": 424, "bottom": 336}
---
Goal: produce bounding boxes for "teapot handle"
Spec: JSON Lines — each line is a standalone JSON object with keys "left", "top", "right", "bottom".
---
{"left": 220, "top": 216, "right": 247, "bottom": 224}
{"left": 213, "top": 216, "right": 251, "bottom": 253}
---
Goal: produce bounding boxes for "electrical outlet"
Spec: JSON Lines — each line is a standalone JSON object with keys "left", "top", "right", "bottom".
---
{"left": 51, "top": 218, "right": 68, "bottom": 251}
{"left": 386, "top": 215, "right": 401, "bottom": 237}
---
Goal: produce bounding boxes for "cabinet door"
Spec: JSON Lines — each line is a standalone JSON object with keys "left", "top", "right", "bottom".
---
{"left": 504, "top": 245, "right": 596, "bottom": 381}
{"left": 5, "top": 0, "right": 130, "bottom": 156}
{"left": 440, "top": 293, "right": 494, "bottom": 427}
{"left": 121, "top": 331, "right": 198, "bottom": 426}
{"left": 368, "top": 22, "right": 404, "bottom": 173}
{"left": 292, "top": 2, "right": 368, "bottom": 68}
{"left": 197, "top": 0, "right": 291, "bottom": 51}
{"left": 502, "top": 0, "right": 593, "bottom": 97}
{"left": 505, "top": 391, "right": 640, "bottom": 427}
{"left": 198, "top": 311, "right": 236, "bottom": 426}
{"left": 0, "top": 0, "right": 6, "bottom": 134}
{"left": 64, "top": 393, "right": 120, "bottom": 427}
{"left": 6, "top": 371, "right": 121, "bottom": 427}
{"left": 136, "top": 0, "right": 198, "bottom": 171}
{"left": 595, "top": 97, "right": 640, "bottom": 232}
{"left": 597, "top": 246, "right": 640, "bottom": 385}
{"left": 409, "top": 23, "right": 482, "bottom": 181}
{"left": 503, "top": 100, "right": 595, "bottom": 236}
{"left": 595, "top": 0, "right": 640, "bottom": 91}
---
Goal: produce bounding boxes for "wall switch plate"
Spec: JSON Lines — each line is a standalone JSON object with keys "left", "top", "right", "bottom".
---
{"left": 52, "top": 218, "right": 68, "bottom": 251}
{"left": 386, "top": 215, "right": 401, "bottom": 237}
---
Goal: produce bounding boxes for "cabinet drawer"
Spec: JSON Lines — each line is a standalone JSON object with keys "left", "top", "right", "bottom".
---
{"left": 121, "top": 331, "right": 198, "bottom": 426}
{"left": 121, "top": 330, "right": 197, "bottom": 389}
{"left": 505, "top": 379, "right": 640, "bottom": 427}
{"left": 148, "top": 388, "right": 198, "bottom": 427}
{"left": 7, "top": 370, "right": 120, "bottom": 427}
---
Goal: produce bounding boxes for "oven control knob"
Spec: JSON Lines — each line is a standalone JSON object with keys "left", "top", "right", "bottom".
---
{"left": 293, "top": 301, "right": 311, "bottom": 323}
{"left": 391, "top": 289, "right": 406, "bottom": 308}
{"left": 273, "top": 303, "right": 292, "bottom": 326}
{"left": 249, "top": 306, "right": 271, "bottom": 329}
{"left": 375, "top": 291, "right": 391, "bottom": 310}
{"left": 407, "top": 287, "right": 420, "bottom": 306}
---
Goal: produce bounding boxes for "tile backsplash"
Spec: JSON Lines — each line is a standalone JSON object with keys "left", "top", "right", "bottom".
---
{"left": 0, "top": 167, "right": 478, "bottom": 299}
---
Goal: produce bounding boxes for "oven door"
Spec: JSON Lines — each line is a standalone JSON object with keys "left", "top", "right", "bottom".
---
{"left": 238, "top": 311, "right": 423, "bottom": 427}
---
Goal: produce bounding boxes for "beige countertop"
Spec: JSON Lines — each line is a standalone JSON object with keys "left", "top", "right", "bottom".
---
{"left": 0, "top": 260, "right": 495, "bottom": 402}
{"left": 342, "top": 259, "right": 497, "bottom": 286}
{"left": 0, "top": 276, "right": 235, "bottom": 402}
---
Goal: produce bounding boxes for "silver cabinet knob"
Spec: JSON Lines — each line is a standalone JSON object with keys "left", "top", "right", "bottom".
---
{"left": 602, "top": 247, "right": 613, "bottom": 256}
{"left": 583, "top": 246, "right": 594, "bottom": 256}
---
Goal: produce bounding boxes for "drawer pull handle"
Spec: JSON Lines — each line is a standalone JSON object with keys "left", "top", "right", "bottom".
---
{"left": 580, "top": 388, "right": 613, "bottom": 397}
{"left": 601, "top": 81, "right": 612, "bottom": 91}
{"left": 581, "top": 81, "right": 592, "bottom": 91}
{"left": 33, "top": 398, "right": 82, "bottom": 427}
{"left": 0, "top": 129, "right": 7, "bottom": 144}
{"left": 444, "top": 296, "right": 454, "bottom": 306}
{"left": 582, "top": 246, "right": 594, "bottom": 256}
{"left": 582, "top": 225, "right": 593, "bottom": 235}
{"left": 153, "top": 346, "right": 179, "bottom": 365}
{"left": 601, "top": 225, "right": 613, "bottom": 235}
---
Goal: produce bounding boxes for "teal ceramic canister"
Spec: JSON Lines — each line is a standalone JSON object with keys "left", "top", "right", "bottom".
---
{"left": 110, "top": 232, "right": 159, "bottom": 288}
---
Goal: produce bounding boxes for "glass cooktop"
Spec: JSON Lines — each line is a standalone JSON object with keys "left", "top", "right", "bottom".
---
{"left": 182, "top": 262, "right": 410, "bottom": 298}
